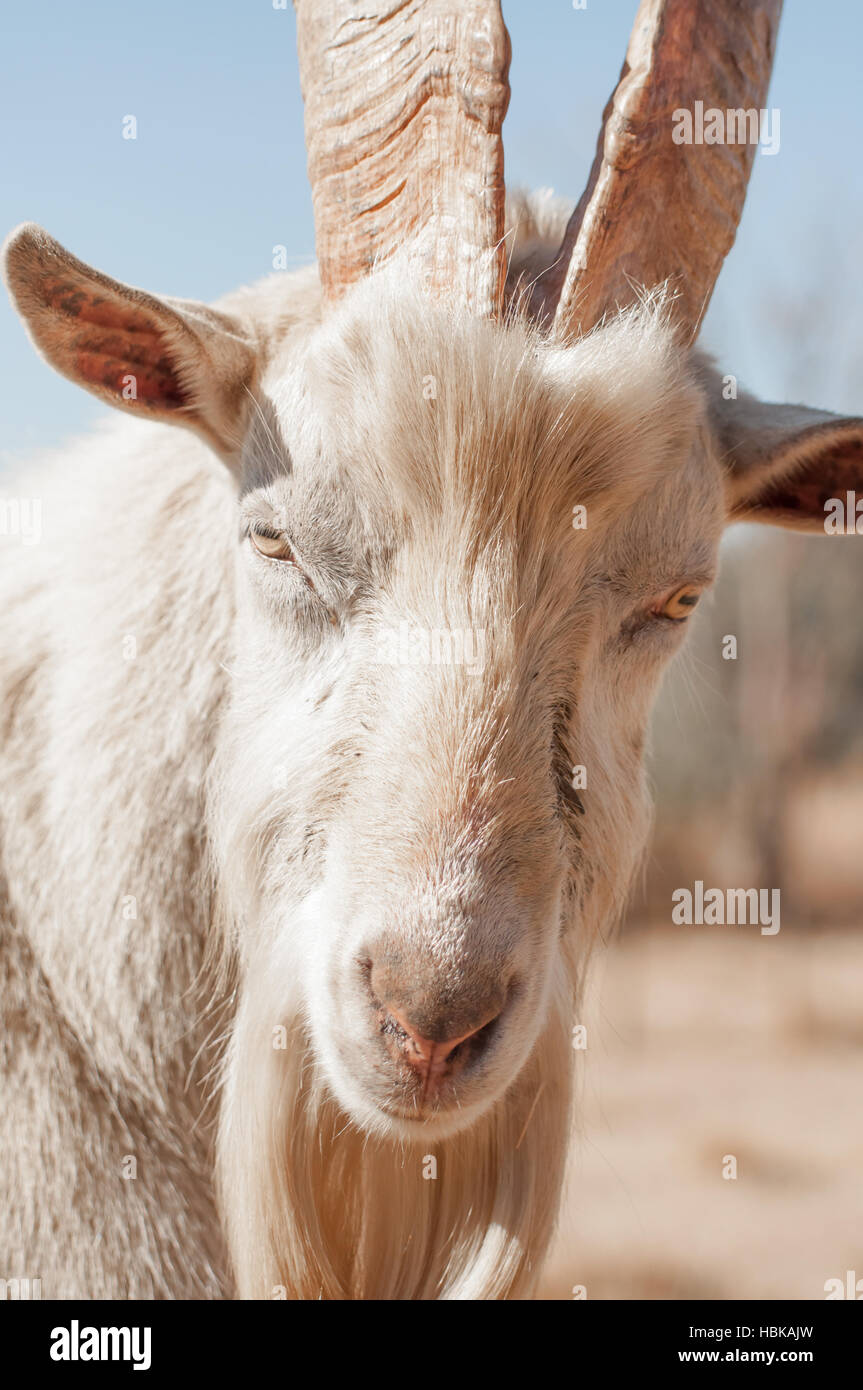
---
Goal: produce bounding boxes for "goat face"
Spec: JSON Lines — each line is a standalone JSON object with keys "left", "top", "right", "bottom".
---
{"left": 7, "top": 225, "right": 859, "bottom": 1150}
{"left": 212, "top": 278, "right": 724, "bottom": 1140}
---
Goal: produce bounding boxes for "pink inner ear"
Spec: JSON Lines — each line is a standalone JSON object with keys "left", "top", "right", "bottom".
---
{"left": 44, "top": 275, "right": 190, "bottom": 410}
{"left": 745, "top": 439, "right": 863, "bottom": 520}
{"left": 72, "top": 348, "right": 187, "bottom": 406}
{"left": 45, "top": 277, "right": 158, "bottom": 333}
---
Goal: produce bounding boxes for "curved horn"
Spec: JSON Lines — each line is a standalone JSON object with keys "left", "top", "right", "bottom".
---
{"left": 550, "top": 0, "right": 783, "bottom": 343}
{"left": 295, "top": 0, "right": 511, "bottom": 316}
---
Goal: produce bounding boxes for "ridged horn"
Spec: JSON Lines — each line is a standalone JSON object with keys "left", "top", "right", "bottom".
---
{"left": 295, "top": 0, "right": 511, "bottom": 316}
{"left": 550, "top": 0, "right": 783, "bottom": 343}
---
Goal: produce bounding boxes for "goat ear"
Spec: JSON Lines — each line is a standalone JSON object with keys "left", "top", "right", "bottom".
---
{"left": 3, "top": 223, "right": 257, "bottom": 463}
{"left": 712, "top": 390, "right": 863, "bottom": 532}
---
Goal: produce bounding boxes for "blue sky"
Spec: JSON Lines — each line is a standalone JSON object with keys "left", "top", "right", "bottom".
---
{"left": 2, "top": 0, "right": 862, "bottom": 456}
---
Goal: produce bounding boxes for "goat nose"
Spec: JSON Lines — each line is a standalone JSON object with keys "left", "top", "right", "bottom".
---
{"left": 379, "top": 1002, "right": 502, "bottom": 1097}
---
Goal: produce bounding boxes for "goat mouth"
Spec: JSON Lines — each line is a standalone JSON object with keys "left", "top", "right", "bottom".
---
{"left": 374, "top": 1094, "right": 476, "bottom": 1126}
{"left": 375, "top": 1102, "right": 433, "bottom": 1123}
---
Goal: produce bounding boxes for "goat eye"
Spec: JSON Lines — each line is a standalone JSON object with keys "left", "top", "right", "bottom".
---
{"left": 655, "top": 585, "right": 702, "bottom": 621}
{"left": 250, "top": 528, "right": 296, "bottom": 563}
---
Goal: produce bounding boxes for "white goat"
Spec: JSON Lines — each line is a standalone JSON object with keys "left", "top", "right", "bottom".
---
{"left": 1, "top": 0, "right": 860, "bottom": 1299}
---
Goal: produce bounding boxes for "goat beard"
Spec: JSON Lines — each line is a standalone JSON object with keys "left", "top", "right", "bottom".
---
{"left": 215, "top": 936, "right": 578, "bottom": 1301}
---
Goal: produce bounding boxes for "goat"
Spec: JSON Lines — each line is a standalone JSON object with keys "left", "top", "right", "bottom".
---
{"left": 1, "top": 0, "right": 861, "bottom": 1299}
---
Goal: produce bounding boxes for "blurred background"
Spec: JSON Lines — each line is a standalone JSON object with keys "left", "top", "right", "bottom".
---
{"left": 3, "top": 1, "right": 862, "bottom": 1299}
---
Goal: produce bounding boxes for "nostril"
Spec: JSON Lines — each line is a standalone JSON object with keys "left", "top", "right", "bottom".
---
{"left": 456, "top": 1011, "right": 500, "bottom": 1060}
